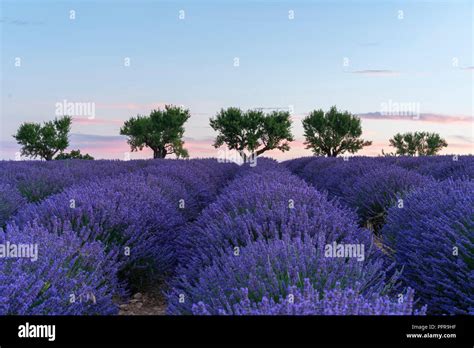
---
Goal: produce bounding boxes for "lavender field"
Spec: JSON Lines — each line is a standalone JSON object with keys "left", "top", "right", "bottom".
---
{"left": 0, "top": 155, "right": 472, "bottom": 316}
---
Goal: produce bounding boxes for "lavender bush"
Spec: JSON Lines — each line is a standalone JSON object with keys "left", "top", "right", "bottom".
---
{"left": 392, "top": 155, "right": 474, "bottom": 181}
{"left": 415, "top": 156, "right": 474, "bottom": 181}
{"left": 302, "top": 158, "right": 390, "bottom": 203}
{"left": 382, "top": 179, "right": 474, "bottom": 314}
{"left": 0, "top": 222, "right": 122, "bottom": 315}
{"left": 0, "top": 183, "right": 26, "bottom": 227}
{"left": 170, "top": 236, "right": 400, "bottom": 315}
{"left": 0, "top": 160, "right": 145, "bottom": 203}
{"left": 14, "top": 173, "right": 186, "bottom": 286}
{"left": 193, "top": 279, "right": 426, "bottom": 315}
{"left": 343, "top": 165, "right": 432, "bottom": 233}
{"left": 168, "top": 162, "right": 400, "bottom": 314}
{"left": 173, "top": 165, "right": 378, "bottom": 285}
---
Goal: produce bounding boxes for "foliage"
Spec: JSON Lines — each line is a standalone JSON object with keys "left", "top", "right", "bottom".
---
{"left": 0, "top": 183, "right": 26, "bottom": 227}
{"left": 13, "top": 174, "right": 187, "bottom": 287}
{"left": 343, "top": 165, "right": 432, "bottom": 232}
{"left": 193, "top": 279, "right": 426, "bottom": 315}
{"left": 170, "top": 236, "right": 398, "bottom": 315}
{"left": 389, "top": 132, "right": 447, "bottom": 156}
{"left": 382, "top": 179, "right": 474, "bottom": 314}
{"left": 0, "top": 222, "right": 122, "bottom": 315}
{"left": 55, "top": 149, "right": 94, "bottom": 160}
{"left": 13, "top": 116, "right": 72, "bottom": 161}
{"left": 210, "top": 108, "right": 293, "bottom": 160}
{"left": 302, "top": 106, "right": 372, "bottom": 157}
{"left": 120, "top": 105, "right": 190, "bottom": 159}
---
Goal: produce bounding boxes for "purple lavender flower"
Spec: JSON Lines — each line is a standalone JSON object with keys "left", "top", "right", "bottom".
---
{"left": 0, "top": 222, "right": 123, "bottom": 315}
{"left": 192, "top": 279, "right": 426, "bottom": 315}
{"left": 13, "top": 173, "right": 186, "bottom": 287}
{"left": 169, "top": 235, "right": 402, "bottom": 315}
{"left": 382, "top": 179, "right": 474, "bottom": 314}
{"left": 343, "top": 165, "right": 432, "bottom": 233}
{"left": 173, "top": 166, "right": 377, "bottom": 285}
{"left": 0, "top": 183, "right": 26, "bottom": 227}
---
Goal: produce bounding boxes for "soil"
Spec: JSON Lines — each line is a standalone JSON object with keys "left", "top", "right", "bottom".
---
{"left": 118, "top": 291, "right": 167, "bottom": 315}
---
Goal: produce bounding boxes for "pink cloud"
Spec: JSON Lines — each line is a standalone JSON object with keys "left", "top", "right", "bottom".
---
{"left": 72, "top": 117, "right": 124, "bottom": 126}
{"left": 358, "top": 112, "right": 473, "bottom": 124}
{"left": 95, "top": 102, "right": 170, "bottom": 111}
{"left": 359, "top": 140, "right": 473, "bottom": 156}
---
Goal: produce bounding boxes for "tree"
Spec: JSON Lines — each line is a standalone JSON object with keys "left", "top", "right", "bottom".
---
{"left": 120, "top": 105, "right": 190, "bottom": 159}
{"left": 13, "top": 116, "right": 72, "bottom": 161}
{"left": 302, "top": 106, "right": 372, "bottom": 157}
{"left": 389, "top": 131, "right": 447, "bottom": 156}
{"left": 55, "top": 149, "right": 94, "bottom": 160}
{"left": 209, "top": 108, "right": 293, "bottom": 161}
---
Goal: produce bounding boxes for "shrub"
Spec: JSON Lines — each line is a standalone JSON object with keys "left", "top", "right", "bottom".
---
{"left": 169, "top": 165, "right": 398, "bottom": 313}
{"left": 174, "top": 168, "right": 375, "bottom": 283}
{"left": 169, "top": 236, "right": 398, "bottom": 315}
{"left": 343, "top": 165, "right": 432, "bottom": 232}
{"left": 143, "top": 163, "right": 219, "bottom": 212}
{"left": 0, "top": 160, "right": 147, "bottom": 203}
{"left": 416, "top": 156, "right": 474, "bottom": 181}
{"left": 0, "top": 183, "right": 26, "bottom": 227}
{"left": 0, "top": 222, "right": 122, "bottom": 315}
{"left": 283, "top": 157, "right": 314, "bottom": 176}
{"left": 306, "top": 158, "right": 390, "bottom": 203}
{"left": 14, "top": 173, "right": 186, "bottom": 286}
{"left": 297, "top": 157, "right": 339, "bottom": 183}
{"left": 193, "top": 279, "right": 426, "bottom": 315}
{"left": 382, "top": 179, "right": 474, "bottom": 314}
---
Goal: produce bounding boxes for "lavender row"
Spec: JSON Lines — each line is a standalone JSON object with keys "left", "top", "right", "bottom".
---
{"left": 0, "top": 159, "right": 238, "bottom": 315}
{"left": 0, "top": 160, "right": 151, "bottom": 227}
{"left": 285, "top": 156, "right": 473, "bottom": 314}
{"left": 167, "top": 159, "right": 423, "bottom": 315}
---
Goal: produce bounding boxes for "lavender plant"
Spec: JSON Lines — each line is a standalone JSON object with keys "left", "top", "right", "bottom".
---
{"left": 169, "top": 236, "right": 398, "bottom": 314}
{"left": 0, "top": 183, "right": 26, "bottom": 227}
{"left": 173, "top": 166, "right": 376, "bottom": 284}
{"left": 14, "top": 173, "right": 186, "bottom": 286}
{"left": 192, "top": 279, "right": 426, "bottom": 315}
{"left": 343, "top": 165, "right": 432, "bottom": 233}
{"left": 382, "top": 179, "right": 474, "bottom": 314}
{"left": 0, "top": 222, "right": 123, "bottom": 315}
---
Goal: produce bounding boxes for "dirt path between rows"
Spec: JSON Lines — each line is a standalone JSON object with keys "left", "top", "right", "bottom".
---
{"left": 118, "top": 292, "right": 167, "bottom": 315}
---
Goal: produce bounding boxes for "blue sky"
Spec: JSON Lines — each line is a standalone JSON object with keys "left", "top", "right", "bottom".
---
{"left": 1, "top": 0, "right": 472, "bottom": 159}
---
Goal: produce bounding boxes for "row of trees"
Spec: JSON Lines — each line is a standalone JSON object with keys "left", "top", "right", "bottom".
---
{"left": 13, "top": 105, "right": 448, "bottom": 161}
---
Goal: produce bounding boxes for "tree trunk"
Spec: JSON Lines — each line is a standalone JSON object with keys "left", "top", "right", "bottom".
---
{"left": 153, "top": 148, "right": 167, "bottom": 159}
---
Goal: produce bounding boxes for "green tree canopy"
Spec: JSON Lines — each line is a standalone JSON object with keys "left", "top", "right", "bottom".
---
{"left": 302, "top": 106, "right": 372, "bottom": 157}
{"left": 13, "top": 116, "right": 72, "bottom": 161}
{"left": 389, "top": 131, "right": 447, "bottom": 156}
{"left": 209, "top": 107, "right": 293, "bottom": 160}
{"left": 55, "top": 149, "right": 94, "bottom": 160}
{"left": 120, "top": 105, "right": 190, "bottom": 159}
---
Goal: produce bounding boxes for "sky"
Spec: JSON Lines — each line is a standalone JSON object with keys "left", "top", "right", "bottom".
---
{"left": 1, "top": 0, "right": 473, "bottom": 160}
